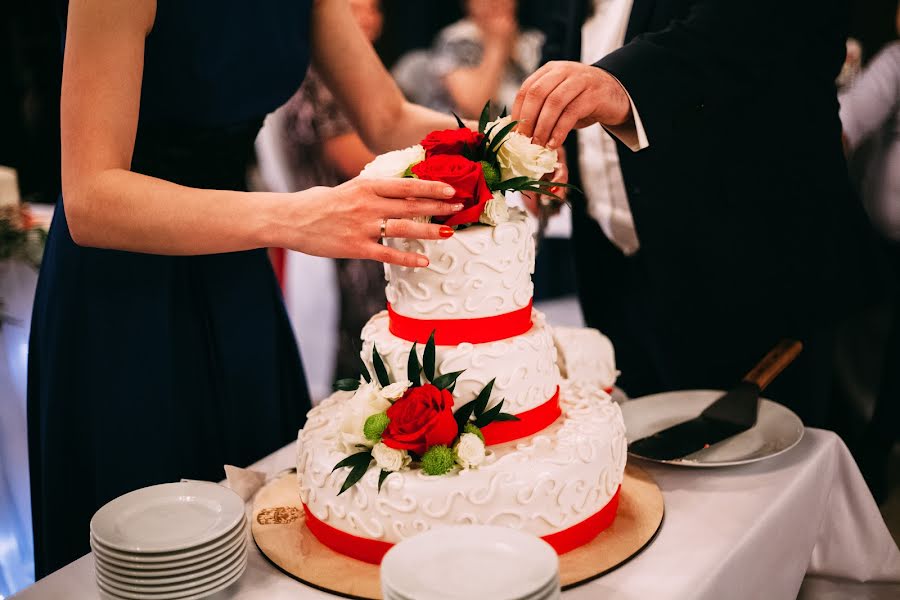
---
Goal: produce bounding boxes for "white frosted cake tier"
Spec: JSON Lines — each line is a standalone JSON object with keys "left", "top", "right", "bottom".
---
{"left": 297, "top": 380, "right": 627, "bottom": 544}
{"left": 383, "top": 210, "right": 534, "bottom": 320}
{"left": 361, "top": 309, "right": 561, "bottom": 415}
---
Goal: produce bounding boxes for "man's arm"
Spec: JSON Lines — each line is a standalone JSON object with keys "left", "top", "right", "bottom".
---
{"left": 514, "top": 0, "right": 833, "bottom": 151}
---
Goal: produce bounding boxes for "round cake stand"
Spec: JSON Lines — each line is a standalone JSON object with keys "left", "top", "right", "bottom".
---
{"left": 251, "top": 464, "right": 664, "bottom": 600}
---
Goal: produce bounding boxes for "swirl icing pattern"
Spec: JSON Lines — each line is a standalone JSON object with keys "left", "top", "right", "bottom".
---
{"left": 360, "top": 310, "right": 561, "bottom": 414}
{"left": 297, "top": 380, "right": 627, "bottom": 544}
{"left": 384, "top": 210, "right": 535, "bottom": 320}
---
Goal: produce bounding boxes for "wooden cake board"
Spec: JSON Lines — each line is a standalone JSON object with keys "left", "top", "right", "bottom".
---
{"left": 251, "top": 464, "right": 664, "bottom": 599}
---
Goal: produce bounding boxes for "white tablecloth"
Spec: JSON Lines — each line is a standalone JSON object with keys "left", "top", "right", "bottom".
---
{"left": 13, "top": 429, "right": 900, "bottom": 600}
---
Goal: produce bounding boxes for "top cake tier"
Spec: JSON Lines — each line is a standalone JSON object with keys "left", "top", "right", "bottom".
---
{"left": 384, "top": 209, "right": 534, "bottom": 324}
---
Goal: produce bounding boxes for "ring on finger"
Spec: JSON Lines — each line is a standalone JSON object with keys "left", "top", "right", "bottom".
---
{"left": 380, "top": 218, "right": 389, "bottom": 241}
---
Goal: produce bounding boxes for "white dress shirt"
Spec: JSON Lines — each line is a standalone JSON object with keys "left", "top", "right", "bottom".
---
{"left": 578, "top": 0, "right": 649, "bottom": 255}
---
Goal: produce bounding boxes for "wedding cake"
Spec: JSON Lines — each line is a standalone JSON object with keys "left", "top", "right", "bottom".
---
{"left": 296, "top": 112, "right": 626, "bottom": 564}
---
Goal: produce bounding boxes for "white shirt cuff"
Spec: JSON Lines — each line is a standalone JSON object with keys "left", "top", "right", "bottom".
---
{"left": 602, "top": 76, "right": 649, "bottom": 152}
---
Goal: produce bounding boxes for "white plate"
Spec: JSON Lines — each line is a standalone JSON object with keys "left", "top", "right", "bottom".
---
{"left": 622, "top": 390, "right": 805, "bottom": 467}
{"left": 381, "top": 525, "right": 558, "bottom": 600}
{"left": 96, "top": 542, "right": 246, "bottom": 586}
{"left": 91, "top": 520, "right": 246, "bottom": 565}
{"left": 94, "top": 533, "right": 245, "bottom": 576}
{"left": 96, "top": 550, "right": 246, "bottom": 594}
{"left": 385, "top": 574, "right": 560, "bottom": 600}
{"left": 96, "top": 555, "right": 246, "bottom": 600}
{"left": 91, "top": 482, "right": 245, "bottom": 553}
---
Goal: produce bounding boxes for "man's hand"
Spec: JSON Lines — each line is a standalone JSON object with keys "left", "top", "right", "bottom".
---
{"left": 512, "top": 61, "right": 631, "bottom": 148}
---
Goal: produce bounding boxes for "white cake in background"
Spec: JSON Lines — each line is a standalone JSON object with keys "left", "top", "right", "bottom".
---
{"left": 297, "top": 209, "right": 627, "bottom": 562}
{"left": 552, "top": 326, "right": 619, "bottom": 392}
{"left": 0, "top": 166, "right": 21, "bottom": 209}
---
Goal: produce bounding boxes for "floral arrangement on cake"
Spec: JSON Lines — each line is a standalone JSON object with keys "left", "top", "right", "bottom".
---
{"left": 331, "top": 332, "right": 519, "bottom": 494}
{"left": 359, "top": 103, "right": 573, "bottom": 227}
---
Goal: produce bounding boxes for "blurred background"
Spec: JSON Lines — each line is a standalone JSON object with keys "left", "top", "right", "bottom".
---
{"left": 2, "top": 0, "right": 899, "bottom": 597}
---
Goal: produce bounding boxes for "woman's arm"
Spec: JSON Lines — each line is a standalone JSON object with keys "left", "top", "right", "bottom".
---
{"left": 62, "top": 0, "right": 459, "bottom": 265}
{"left": 323, "top": 133, "right": 375, "bottom": 180}
{"left": 310, "top": 0, "right": 460, "bottom": 153}
{"left": 443, "top": 17, "right": 517, "bottom": 118}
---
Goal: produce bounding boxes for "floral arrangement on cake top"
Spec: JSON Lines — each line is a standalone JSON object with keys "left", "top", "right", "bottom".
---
{"left": 332, "top": 332, "right": 519, "bottom": 494}
{"left": 358, "top": 103, "right": 573, "bottom": 227}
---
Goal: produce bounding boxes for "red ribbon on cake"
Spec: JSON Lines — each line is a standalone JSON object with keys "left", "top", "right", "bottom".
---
{"left": 387, "top": 300, "right": 533, "bottom": 345}
{"left": 480, "top": 386, "right": 561, "bottom": 446}
{"left": 302, "top": 486, "right": 621, "bottom": 565}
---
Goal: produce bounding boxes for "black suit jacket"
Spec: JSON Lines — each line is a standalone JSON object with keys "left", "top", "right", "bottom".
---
{"left": 545, "top": 0, "right": 886, "bottom": 337}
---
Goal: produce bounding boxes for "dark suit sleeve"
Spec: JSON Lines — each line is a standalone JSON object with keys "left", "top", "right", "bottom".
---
{"left": 595, "top": 0, "right": 847, "bottom": 149}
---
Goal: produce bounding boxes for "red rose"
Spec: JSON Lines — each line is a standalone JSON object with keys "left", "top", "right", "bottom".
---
{"left": 382, "top": 384, "right": 458, "bottom": 456}
{"left": 411, "top": 155, "right": 492, "bottom": 226}
{"left": 421, "top": 128, "right": 485, "bottom": 157}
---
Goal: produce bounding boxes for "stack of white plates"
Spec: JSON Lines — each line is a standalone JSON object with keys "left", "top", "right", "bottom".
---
{"left": 90, "top": 481, "right": 248, "bottom": 600}
{"left": 381, "top": 525, "right": 560, "bottom": 600}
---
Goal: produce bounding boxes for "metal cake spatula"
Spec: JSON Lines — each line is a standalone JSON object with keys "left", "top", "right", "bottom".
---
{"left": 628, "top": 339, "right": 803, "bottom": 461}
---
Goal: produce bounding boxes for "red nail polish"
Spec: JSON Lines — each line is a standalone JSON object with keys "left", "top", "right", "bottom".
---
{"left": 439, "top": 226, "right": 454, "bottom": 238}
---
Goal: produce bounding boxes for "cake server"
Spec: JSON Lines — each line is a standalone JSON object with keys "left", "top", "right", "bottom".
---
{"left": 627, "top": 339, "right": 803, "bottom": 461}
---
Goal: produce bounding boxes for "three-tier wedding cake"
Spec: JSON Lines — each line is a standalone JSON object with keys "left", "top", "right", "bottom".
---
{"left": 296, "top": 114, "right": 626, "bottom": 564}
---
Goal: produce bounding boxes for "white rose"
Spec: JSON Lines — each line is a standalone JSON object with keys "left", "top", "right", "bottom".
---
{"left": 479, "top": 191, "right": 510, "bottom": 226}
{"left": 485, "top": 116, "right": 558, "bottom": 182}
{"left": 380, "top": 380, "right": 412, "bottom": 401}
{"left": 454, "top": 433, "right": 486, "bottom": 469}
{"left": 372, "top": 442, "right": 411, "bottom": 472}
{"left": 359, "top": 145, "right": 425, "bottom": 179}
{"left": 338, "top": 382, "right": 392, "bottom": 452}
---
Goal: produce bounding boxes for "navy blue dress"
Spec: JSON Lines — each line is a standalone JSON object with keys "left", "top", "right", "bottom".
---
{"left": 28, "top": 1, "right": 313, "bottom": 577}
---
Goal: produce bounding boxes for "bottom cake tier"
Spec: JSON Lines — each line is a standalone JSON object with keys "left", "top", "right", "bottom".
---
{"left": 296, "top": 380, "right": 627, "bottom": 563}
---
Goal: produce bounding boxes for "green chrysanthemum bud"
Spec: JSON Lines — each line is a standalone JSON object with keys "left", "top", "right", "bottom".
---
{"left": 364, "top": 413, "right": 390, "bottom": 441}
{"left": 479, "top": 161, "right": 500, "bottom": 188}
{"left": 464, "top": 423, "right": 485, "bottom": 443}
{"left": 421, "top": 445, "right": 455, "bottom": 476}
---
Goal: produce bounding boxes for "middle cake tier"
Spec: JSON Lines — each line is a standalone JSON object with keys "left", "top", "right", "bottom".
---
{"left": 361, "top": 309, "right": 561, "bottom": 415}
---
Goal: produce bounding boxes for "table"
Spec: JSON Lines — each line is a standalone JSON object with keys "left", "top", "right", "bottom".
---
{"left": 13, "top": 429, "right": 900, "bottom": 600}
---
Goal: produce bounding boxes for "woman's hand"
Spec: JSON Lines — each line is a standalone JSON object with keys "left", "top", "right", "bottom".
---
{"left": 272, "top": 177, "right": 462, "bottom": 267}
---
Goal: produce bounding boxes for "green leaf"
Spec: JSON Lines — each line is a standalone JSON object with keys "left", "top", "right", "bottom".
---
{"left": 452, "top": 112, "right": 466, "bottom": 128}
{"left": 372, "top": 345, "right": 391, "bottom": 388}
{"left": 358, "top": 355, "right": 372, "bottom": 383}
{"left": 475, "top": 399, "right": 507, "bottom": 428}
{"left": 530, "top": 180, "right": 580, "bottom": 190}
{"left": 423, "top": 330, "right": 436, "bottom": 382}
{"left": 473, "top": 379, "right": 495, "bottom": 417}
{"left": 500, "top": 105, "right": 508, "bottom": 118}
{"left": 492, "top": 413, "right": 521, "bottom": 422}
{"left": 378, "top": 469, "right": 390, "bottom": 492}
{"left": 332, "top": 451, "right": 373, "bottom": 473}
{"left": 478, "top": 102, "right": 491, "bottom": 134}
{"left": 332, "top": 451, "right": 374, "bottom": 496}
{"left": 488, "top": 120, "right": 519, "bottom": 154}
{"left": 494, "top": 176, "right": 530, "bottom": 191}
{"left": 431, "top": 370, "right": 465, "bottom": 391}
{"left": 338, "top": 461, "right": 372, "bottom": 496}
{"left": 334, "top": 378, "right": 361, "bottom": 392}
{"left": 406, "top": 342, "right": 420, "bottom": 387}
{"left": 454, "top": 400, "right": 478, "bottom": 433}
